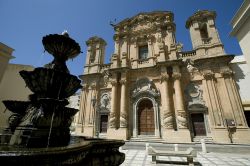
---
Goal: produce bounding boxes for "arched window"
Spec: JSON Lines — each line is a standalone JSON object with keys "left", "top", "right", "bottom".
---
{"left": 199, "top": 23, "right": 209, "bottom": 39}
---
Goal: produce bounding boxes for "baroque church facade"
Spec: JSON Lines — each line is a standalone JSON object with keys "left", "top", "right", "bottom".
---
{"left": 74, "top": 10, "right": 250, "bottom": 143}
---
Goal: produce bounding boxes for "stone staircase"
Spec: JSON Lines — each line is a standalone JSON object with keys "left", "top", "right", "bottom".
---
{"left": 192, "top": 136, "right": 213, "bottom": 143}
{"left": 130, "top": 135, "right": 164, "bottom": 143}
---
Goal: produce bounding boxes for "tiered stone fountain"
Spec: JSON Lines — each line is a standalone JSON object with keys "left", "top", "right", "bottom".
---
{"left": 0, "top": 32, "right": 125, "bottom": 165}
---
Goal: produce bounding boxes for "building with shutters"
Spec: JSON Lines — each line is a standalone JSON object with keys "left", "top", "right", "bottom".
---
{"left": 74, "top": 10, "right": 250, "bottom": 143}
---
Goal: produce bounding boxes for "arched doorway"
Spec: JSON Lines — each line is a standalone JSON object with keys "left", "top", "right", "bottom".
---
{"left": 138, "top": 99, "right": 155, "bottom": 135}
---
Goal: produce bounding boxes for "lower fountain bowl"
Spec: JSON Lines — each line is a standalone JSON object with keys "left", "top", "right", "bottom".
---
{"left": 0, "top": 136, "right": 125, "bottom": 166}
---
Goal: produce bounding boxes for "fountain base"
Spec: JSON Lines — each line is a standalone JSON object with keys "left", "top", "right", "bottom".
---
{"left": 0, "top": 136, "right": 125, "bottom": 166}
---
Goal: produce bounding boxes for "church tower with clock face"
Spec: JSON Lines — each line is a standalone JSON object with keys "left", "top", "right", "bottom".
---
{"left": 75, "top": 10, "right": 250, "bottom": 144}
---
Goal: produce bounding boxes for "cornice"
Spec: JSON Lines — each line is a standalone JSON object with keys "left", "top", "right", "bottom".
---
{"left": 86, "top": 36, "right": 107, "bottom": 46}
{"left": 186, "top": 10, "right": 216, "bottom": 28}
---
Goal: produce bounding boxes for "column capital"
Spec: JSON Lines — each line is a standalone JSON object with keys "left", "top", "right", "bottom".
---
{"left": 172, "top": 72, "right": 181, "bottom": 80}
{"left": 110, "top": 79, "right": 118, "bottom": 86}
{"left": 90, "top": 82, "right": 97, "bottom": 89}
{"left": 120, "top": 79, "right": 127, "bottom": 85}
{"left": 160, "top": 73, "right": 169, "bottom": 82}
{"left": 203, "top": 71, "right": 215, "bottom": 80}
{"left": 220, "top": 69, "right": 234, "bottom": 78}
{"left": 82, "top": 84, "right": 89, "bottom": 90}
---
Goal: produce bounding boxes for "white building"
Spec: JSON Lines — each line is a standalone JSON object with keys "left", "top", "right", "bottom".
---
{"left": 230, "top": 55, "right": 250, "bottom": 126}
{"left": 230, "top": 0, "right": 250, "bottom": 69}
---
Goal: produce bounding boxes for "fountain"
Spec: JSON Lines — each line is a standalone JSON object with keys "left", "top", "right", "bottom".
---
{"left": 0, "top": 32, "right": 125, "bottom": 165}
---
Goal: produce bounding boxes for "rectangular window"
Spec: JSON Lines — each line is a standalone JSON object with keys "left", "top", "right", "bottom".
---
{"left": 139, "top": 45, "right": 148, "bottom": 60}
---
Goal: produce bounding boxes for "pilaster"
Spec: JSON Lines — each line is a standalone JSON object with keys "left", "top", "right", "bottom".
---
{"left": 172, "top": 72, "right": 188, "bottom": 129}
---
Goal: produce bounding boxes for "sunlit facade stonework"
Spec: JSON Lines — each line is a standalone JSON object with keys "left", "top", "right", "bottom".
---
{"left": 75, "top": 10, "right": 250, "bottom": 143}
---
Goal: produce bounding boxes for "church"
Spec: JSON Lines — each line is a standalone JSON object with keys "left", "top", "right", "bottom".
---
{"left": 74, "top": 10, "right": 250, "bottom": 143}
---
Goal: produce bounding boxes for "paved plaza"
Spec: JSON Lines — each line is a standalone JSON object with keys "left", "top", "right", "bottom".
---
{"left": 120, "top": 143, "right": 250, "bottom": 166}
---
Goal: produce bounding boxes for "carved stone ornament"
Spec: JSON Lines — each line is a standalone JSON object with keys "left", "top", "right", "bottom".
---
{"left": 120, "top": 79, "right": 127, "bottom": 85}
{"left": 177, "top": 111, "right": 187, "bottom": 128}
{"left": 109, "top": 112, "right": 116, "bottom": 128}
{"left": 103, "top": 71, "right": 111, "bottom": 87}
{"left": 221, "top": 69, "right": 233, "bottom": 78}
{"left": 120, "top": 112, "right": 127, "bottom": 128}
{"left": 162, "top": 111, "right": 173, "bottom": 128}
{"left": 100, "top": 93, "right": 111, "bottom": 109}
{"left": 82, "top": 84, "right": 89, "bottom": 90}
{"left": 172, "top": 72, "right": 181, "bottom": 80}
{"left": 160, "top": 73, "right": 169, "bottom": 82}
{"left": 203, "top": 71, "right": 214, "bottom": 80}
{"left": 132, "top": 78, "right": 160, "bottom": 99}
{"left": 185, "top": 59, "right": 198, "bottom": 74}
{"left": 185, "top": 83, "right": 205, "bottom": 106}
{"left": 110, "top": 79, "right": 118, "bottom": 86}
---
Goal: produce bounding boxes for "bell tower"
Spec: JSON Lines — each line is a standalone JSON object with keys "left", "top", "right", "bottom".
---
{"left": 186, "top": 10, "right": 225, "bottom": 57}
{"left": 84, "top": 36, "right": 106, "bottom": 74}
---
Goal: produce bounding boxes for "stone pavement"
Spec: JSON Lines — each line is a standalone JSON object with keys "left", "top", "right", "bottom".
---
{"left": 120, "top": 147, "right": 250, "bottom": 166}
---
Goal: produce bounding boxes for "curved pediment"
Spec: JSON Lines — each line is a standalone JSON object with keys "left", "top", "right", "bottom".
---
{"left": 132, "top": 78, "right": 160, "bottom": 99}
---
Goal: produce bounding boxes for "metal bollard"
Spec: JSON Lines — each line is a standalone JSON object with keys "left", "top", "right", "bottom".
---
{"left": 174, "top": 144, "right": 178, "bottom": 151}
{"left": 200, "top": 138, "right": 207, "bottom": 153}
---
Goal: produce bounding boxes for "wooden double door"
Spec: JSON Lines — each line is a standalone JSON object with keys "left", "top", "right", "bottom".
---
{"left": 191, "top": 113, "right": 206, "bottom": 136}
{"left": 100, "top": 115, "right": 108, "bottom": 133}
{"left": 138, "top": 99, "right": 155, "bottom": 135}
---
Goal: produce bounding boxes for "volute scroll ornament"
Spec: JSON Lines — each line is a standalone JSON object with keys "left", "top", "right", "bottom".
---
{"left": 177, "top": 112, "right": 187, "bottom": 128}
{"left": 172, "top": 72, "right": 181, "bottom": 80}
{"left": 221, "top": 69, "right": 234, "bottom": 78}
{"left": 160, "top": 73, "right": 169, "bottom": 82}
{"left": 120, "top": 112, "right": 127, "bottom": 128}
{"left": 162, "top": 112, "right": 173, "bottom": 129}
{"left": 203, "top": 71, "right": 215, "bottom": 80}
{"left": 120, "top": 79, "right": 127, "bottom": 85}
{"left": 109, "top": 112, "right": 116, "bottom": 128}
{"left": 110, "top": 79, "right": 118, "bottom": 86}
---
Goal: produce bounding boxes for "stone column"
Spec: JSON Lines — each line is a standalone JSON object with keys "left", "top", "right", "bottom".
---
{"left": 203, "top": 71, "right": 222, "bottom": 126}
{"left": 89, "top": 83, "right": 97, "bottom": 125}
{"left": 221, "top": 69, "right": 246, "bottom": 126}
{"left": 160, "top": 73, "right": 173, "bottom": 128}
{"left": 77, "top": 84, "right": 88, "bottom": 124}
{"left": 120, "top": 78, "right": 127, "bottom": 128}
{"left": 109, "top": 79, "right": 118, "bottom": 128}
{"left": 173, "top": 72, "right": 187, "bottom": 129}
{"left": 113, "top": 35, "right": 120, "bottom": 55}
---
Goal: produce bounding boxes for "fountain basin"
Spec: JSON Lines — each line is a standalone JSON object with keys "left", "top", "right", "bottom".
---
{"left": 20, "top": 68, "right": 82, "bottom": 99}
{"left": 0, "top": 136, "right": 125, "bottom": 166}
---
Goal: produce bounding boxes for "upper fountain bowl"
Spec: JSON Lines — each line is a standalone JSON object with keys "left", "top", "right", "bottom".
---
{"left": 42, "top": 32, "right": 81, "bottom": 60}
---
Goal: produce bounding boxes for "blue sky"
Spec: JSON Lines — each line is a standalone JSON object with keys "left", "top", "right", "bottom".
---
{"left": 0, "top": 0, "right": 243, "bottom": 76}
